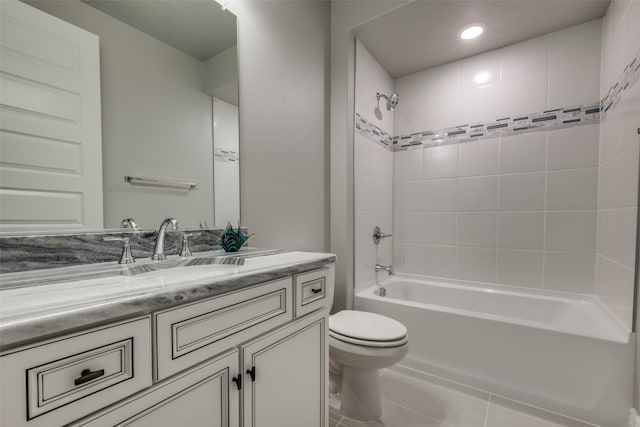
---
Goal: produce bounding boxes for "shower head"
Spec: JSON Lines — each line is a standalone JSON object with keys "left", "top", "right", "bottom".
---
{"left": 376, "top": 92, "right": 399, "bottom": 111}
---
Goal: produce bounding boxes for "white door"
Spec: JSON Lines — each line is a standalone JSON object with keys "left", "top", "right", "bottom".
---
{"left": 0, "top": 0, "right": 103, "bottom": 231}
{"left": 242, "top": 312, "right": 327, "bottom": 427}
{"left": 72, "top": 350, "right": 240, "bottom": 427}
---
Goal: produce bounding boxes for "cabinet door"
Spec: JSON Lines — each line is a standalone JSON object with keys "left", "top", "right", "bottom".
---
{"left": 73, "top": 350, "right": 239, "bottom": 427}
{"left": 242, "top": 311, "right": 327, "bottom": 427}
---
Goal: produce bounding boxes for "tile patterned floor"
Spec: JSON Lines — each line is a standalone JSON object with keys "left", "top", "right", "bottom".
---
{"left": 329, "top": 366, "right": 597, "bottom": 427}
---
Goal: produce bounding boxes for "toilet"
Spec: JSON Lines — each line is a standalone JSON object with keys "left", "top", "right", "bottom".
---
{"left": 329, "top": 310, "right": 409, "bottom": 421}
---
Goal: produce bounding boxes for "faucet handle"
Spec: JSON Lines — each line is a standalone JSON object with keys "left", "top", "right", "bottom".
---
{"left": 103, "top": 236, "right": 135, "bottom": 264}
{"left": 373, "top": 226, "right": 392, "bottom": 245}
{"left": 179, "top": 232, "right": 202, "bottom": 257}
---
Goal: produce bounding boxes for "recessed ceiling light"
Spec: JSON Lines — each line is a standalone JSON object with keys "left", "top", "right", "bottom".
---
{"left": 459, "top": 23, "right": 485, "bottom": 40}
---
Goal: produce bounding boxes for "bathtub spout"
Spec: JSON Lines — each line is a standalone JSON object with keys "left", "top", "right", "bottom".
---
{"left": 375, "top": 264, "right": 394, "bottom": 275}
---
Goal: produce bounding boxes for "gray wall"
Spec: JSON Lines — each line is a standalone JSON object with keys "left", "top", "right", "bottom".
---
{"left": 228, "top": 1, "right": 330, "bottom": 253}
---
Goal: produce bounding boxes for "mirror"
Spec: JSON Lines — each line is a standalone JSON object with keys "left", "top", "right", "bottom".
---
{"left": 9, "top": 0, "right": 239, "bottom": 230}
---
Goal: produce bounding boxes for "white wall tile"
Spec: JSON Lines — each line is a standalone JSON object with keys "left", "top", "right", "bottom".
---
{"left": 458, "top": 83, "right": 500, "bottom": 125}
{"left": 421, "top": 62, "right": 459, "bottom": 96}
{"left": 549, "top": 19, "right": 602, "bottom": 72}
{"left": 355, "top": 211, "right": 374, "bottom": 249}
{"left": 618, "top": 144, "right": 639, "bottom": 208}
{"left": 544, "top": 252, "right": 595, "bottom": 293}
{"left": 393, "top": 213, "right": 421, "bottom": 244}
{"left": 423, "top": 144, "right": 458, "bottom": 179}
{"left": 613, "top": 264, "right": 635, "bottom": 328}
{"left": 423, "top": 179, "right": 457, "bottom": 212}
{"left": 372, "top": 177, "right": 393, "bottom": 213}
{"left": 500, "top": 132, "right": 547, "bottom": 173}
{"left": 545, "top": 211, "right": 597, "bottom": 252}
{"left": 457, "top": 176, "right": 498, "bottom": 212}
{"left": 546, "top": 168, "right": 598, "bottom": 210}
{"left": 355, "top": 173, "right": 372, "bottom": 212}
{"left": 422, "top": 245, "right": 457, "bottom": 279}
{"left": 499, "top": 71, "right": 548, "bottom": 117}
{"left": 393, "top": 180, "right": 422, "bottom": 213}
{"left": 618, "top": 207, "right": 637, "bottom": 268}
{"left": 497, "top": 249, "right": 544, "bottom": 288}
{"left": 459, "top": 138, "right": 499, "bottom": 177}
{"left": 423, "top": 92, "right": 459, "bottom": 131}
{"left": 500, "top": 36, "right": 548, "bottom": 80}
{"left": 458, "top": 50, "right": 501, "bottom": 90}
{"left": 422, "top": 213, "right": 457, "bottom": 246}
{"left": 355, "top": 39, "right": 394, "bottom": 134}
{"left": 595, "top": 254, "right": 617, "bottom": 298}
{"left": 498, "top": 212, "right": 544, "bottom": 250}
{"left": 393, "top": 244, "right": 422, "bottom": 275}
{"left": 624, "top": 0, "right": 640, "bottom": 65}
{"left": 355, "top": 244, "right": 376, "bottom": 287}
{"left": 600, "top": 208, "right": 621, "bottom": 261}
{"left": 457, "top": 212, "right": 497, "bottom": 248}
{"left": 394, "top": 149, "right": 423, "bottom": 181}
{"left": 548, "top": 59, "right": 601, "bottom": 107}
{"left": 457, "top": 247, "right": 496, "bottom": 283}
{"left": 547, "top": 124, "right": 599, "bottom": 170}
{"left": 394, "top": 72, "right": 423, "bottom": 136}
{"left": 499, "top": 172, "right": 545, "bottom": 211}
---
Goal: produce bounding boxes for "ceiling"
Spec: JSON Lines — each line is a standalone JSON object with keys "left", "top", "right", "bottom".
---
{"left": 353, "top": 0, "right": 610, "bottom": 78}
{"left": 81, "top": 0, "right": 237, "bottom": 61}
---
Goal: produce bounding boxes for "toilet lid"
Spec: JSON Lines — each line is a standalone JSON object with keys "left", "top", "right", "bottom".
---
{"left": 329, "top": 310, "right": 407, "bottom": 342}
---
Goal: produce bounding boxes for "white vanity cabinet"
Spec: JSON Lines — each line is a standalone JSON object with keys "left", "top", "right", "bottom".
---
{"left": 1, "top": 262, "right": 334, "bottom": 427}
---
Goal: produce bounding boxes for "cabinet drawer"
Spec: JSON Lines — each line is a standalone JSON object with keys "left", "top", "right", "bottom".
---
{"left": 155, "top": 277, "right": 293, "bottom": 380}
{"left": 294, "top": 264, "right": 335, "bottom": 317}
{"left": 0, "top": 316, "right": 152, "bottom": 427}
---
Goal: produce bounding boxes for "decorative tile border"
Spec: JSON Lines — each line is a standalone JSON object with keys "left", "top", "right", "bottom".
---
{"left": 602, "top": 49, "right": 640, "bottom": 113}
{"left": 355, "top": 113, "right": 393, "bottom": 151}
{"left": 214, "top": 147, "right": 239, "bottom": 163}
{"left": 392, "top": 102, "right": 600, "bottom": 151}
{"left": 356, "top": 48, "right": 640, "bottom": 152}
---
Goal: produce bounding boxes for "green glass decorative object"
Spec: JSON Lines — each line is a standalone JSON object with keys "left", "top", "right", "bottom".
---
{"left": 218, "top": 222, "right": 253, "bottom": 252}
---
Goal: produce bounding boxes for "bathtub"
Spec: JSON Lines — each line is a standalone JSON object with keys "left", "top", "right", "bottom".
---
{"left": 355, "top": 275, "right": 635, "bottom": 427}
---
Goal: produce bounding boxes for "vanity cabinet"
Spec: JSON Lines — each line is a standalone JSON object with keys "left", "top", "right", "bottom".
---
{"left": 1, "top": 262, "right": 334, "bottom": 427}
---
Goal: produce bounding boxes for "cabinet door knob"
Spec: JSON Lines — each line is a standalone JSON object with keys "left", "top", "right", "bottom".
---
{"left": 74, "top": 368, "right": 105, "bottom": 386}
{"left": 247, "top": 366, "right": 256, "bottom": 382}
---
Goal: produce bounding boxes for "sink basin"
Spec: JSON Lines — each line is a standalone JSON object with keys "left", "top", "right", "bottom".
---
{"left": 121, "top": 256, "right": 244, "bottom": 276}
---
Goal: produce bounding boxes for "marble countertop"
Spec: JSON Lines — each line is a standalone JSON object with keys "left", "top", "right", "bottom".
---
{"left": 0, "top": 248, "right": 336, "bottom": 352}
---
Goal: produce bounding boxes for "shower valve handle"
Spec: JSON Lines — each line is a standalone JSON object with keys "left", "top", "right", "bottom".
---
{"left": 373, "top": 226, "right": 392, "bottom": 245}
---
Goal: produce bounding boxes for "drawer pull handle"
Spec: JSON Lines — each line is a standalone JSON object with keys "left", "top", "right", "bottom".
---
{"left": 311, "top": 288, "right": 322, "bottom": 294}
{"left": 74, "top": 369, "right": 105, "bottom": 386}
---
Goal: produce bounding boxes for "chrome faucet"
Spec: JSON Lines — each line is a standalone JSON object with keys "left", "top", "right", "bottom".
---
{"left": 375, "top": 264, "right": 394, "bottom": 275}
{"left": 152, "top": 218, "right": 179, "bottom": 260}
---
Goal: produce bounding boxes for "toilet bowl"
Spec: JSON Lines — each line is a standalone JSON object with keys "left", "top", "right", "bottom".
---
{"left": 329, "top": 310, "right": 409, "bottom": 421}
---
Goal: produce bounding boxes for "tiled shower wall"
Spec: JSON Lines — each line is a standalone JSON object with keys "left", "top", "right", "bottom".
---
{"left": 597, "top": 0, "right": 640, "bottom": 344}
{"left": 391, "top": 20, "right": 604, "bottom": 294}
{"left": 354, "top": 40, "right": 394, "bottom": 289}
{"left": 393, "top": 125, "right": 600, "bottom": 292}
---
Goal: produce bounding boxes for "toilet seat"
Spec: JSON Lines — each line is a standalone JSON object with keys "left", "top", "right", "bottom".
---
{"left": 329, "top": 310, "right": 408, "bottom": 348}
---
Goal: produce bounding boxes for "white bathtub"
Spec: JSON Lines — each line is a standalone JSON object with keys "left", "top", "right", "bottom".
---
{"left": 355, "top": 275, "right": 635, "bottom": 427}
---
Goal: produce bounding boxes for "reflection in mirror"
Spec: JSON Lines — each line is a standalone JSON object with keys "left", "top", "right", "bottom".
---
{"left": 2, "top": 0, "right": 239, "bottom": 231}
